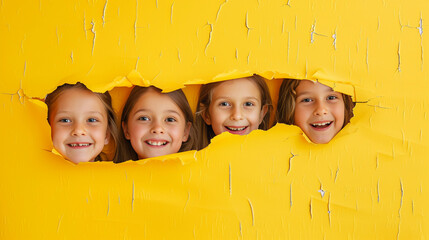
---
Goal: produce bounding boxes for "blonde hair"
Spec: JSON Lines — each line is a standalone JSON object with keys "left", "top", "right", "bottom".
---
{"left": 45, "top": 82, "right": 119, "bottom": 162}
{"left": 194, "top": 75, "right": 273, "bottom": 150}
{"left": 276, "top": 79, "right": 355, "bottom": 126}
{"left": 115, "top": 86, "right": 196, "bottom": 163}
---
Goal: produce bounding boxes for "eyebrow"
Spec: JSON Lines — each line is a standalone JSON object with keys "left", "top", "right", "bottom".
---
{"left": 55, "top": 111, "right": 104, "bottom": 115}
{"left": 134, "top": 109, "right": 181, "bottom": 116}
{"left": 214, "top": 96, "right": 260, "bottom": 101}
{"left": 296, "top": 88, "right": 335, "bottom": 97}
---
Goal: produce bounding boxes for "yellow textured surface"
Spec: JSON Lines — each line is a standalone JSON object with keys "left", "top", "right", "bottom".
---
{"left": 0, "top": 0, "right": 428, "bottom": 238}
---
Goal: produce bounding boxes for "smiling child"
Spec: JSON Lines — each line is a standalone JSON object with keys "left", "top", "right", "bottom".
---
{"left": 45, "top": 83, "right": 119, "bottom": 164}
{"left": 194, "top": 75, "right": 273, "bottom": 150}
{"left": 115, "top": 86, "right": 196, "bottom": 162}
{"left": 276, "top": 79, "right": 355, "bottom": 144}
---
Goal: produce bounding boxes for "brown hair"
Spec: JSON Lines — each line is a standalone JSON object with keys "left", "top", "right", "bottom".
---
{"left": 276, "top": 79, "right": 355, "bottom": 126}
{"left": 45, "top": 82, "right": 119, "bottom": 162}
{"left": 115, "top": 86, "right": 196, "bottom": 163}
{"left": 194, "top": 75, "right": 273, "bottom": 150}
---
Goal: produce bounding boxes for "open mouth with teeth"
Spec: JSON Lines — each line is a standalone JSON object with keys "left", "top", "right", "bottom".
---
{"left": 145, "top": 140, "right": 168, "bottom": 146}
{"left": 225, "top": 126, "right": 248, "bottom": 134}
{"left": 310, "top": 121, "right": 333, "bottom": 129}
{"left": 67, "top": 143, "right": 92, "bottom": 148}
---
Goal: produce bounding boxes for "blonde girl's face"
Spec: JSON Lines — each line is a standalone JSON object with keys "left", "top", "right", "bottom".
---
{"left": 123, "top": 88, "right": 191, "bottom": 159}
{"left": 203, "top": 78, "right": 268, "bottom": 136}
{"left": 293, "top": 80, "right": 345, "bottom": 144}
{"left": 49, "top": 88, "right": 110, "bottom": 164}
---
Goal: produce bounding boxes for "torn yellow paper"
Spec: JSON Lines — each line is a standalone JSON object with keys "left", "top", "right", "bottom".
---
{"left": 0, "top": 0, "right": 428, "bottom": 239}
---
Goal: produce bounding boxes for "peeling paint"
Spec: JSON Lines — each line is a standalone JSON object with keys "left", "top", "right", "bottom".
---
{"left": 135, "top": 57, "right": 139, "bottom": 70}
{"left": 90, "top": 20, "right": 96, "bottom": 55}
{"left": 247, "top": 198, "right": 255, "bottom": 226}
{"left": 57, "top": 215, "right": 63, "bottom": 233}
{"left": 245, "top": 12, "right": 253, "bottom": 37}
{"left": 170, "top": 2, "right": 174, "bottom": 25}
{"left": 328, "top": 194, "right": 331, "bottom": 226}
{"left": 282, "top": 19, "right": 285, "bottom": 34}
{"left": 287, "top": 151, "right": 296, "bottom": 174}
{"left": 102, "top": 0, "right": 108, "bottom": 26}
{"left": 399, "top": 179, "right": 404, "bottom": 216}
{"left": 205, "top": 23, "right": 213, "bottom": 55}
{"left": 377, "top": 179, "right": 380, "bottom": 203}
{"left": 334, "top": 168, "right": 339, "bottom": 183}
{"left": 215, "top": 0, "right": 228, "bottom": 22}
{"left": 318, "top": 189, "right": 325, "bottom": 198}
{"left": 131, "top": 181, "right": 135, "bottom": 212}
{"left": 310, "top": 21, "right": 327, "bottom": 43}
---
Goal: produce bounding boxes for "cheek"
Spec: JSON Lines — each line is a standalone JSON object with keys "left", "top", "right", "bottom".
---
{"left": 91, "top": 125, "right": 108, "bottom": 139}
{"left": 293, "top": 107, "right": 306, "bottom": 126}
{"left": 51, "top": 126, "right": 66, "bottom": 142}
{"left": 127, "top": 123, "right": 145, "bottom": 141}
{"left": 333, "top": 104, "right": 345, "bottom": 123}
{"left": 171, "top": 125, "right": 186, "bottom": 140}
{"left": 208, "top": 111, "right": 224, "bottom": 127}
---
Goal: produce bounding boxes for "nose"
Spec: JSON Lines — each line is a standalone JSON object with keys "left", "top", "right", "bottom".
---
{"left": 230, "top": 106, "right": 244, "bottom": 121}
{"left": 72, "top": 122, "right": 87, "bottom": 136}
{"left": 314, "top": 101, "right": 328, "bottom": 116}
{"left": 150, "top": 120, "right": 165, "bottom": 134}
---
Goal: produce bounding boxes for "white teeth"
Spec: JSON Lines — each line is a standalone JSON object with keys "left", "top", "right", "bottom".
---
{"left": 311, "top": 122, "right": 331, "bottom": 127}
{"left": 69, "top": 143, "right": 90, "bottom": 147}
{"left": 147, "top": 141, "right": 167, "bottom": 146}
{"left": 227, "top": 126, "right": 246, "bottom": 131}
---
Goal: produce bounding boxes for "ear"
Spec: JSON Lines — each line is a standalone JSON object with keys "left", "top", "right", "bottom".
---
{"left": 259, "top": 104, "right": 269, "bottom": 124}
{"left": 202, "top": 110, "right": 211, "bottom": 125}
{"left": 122, "top": 122, "right": 131, "bottom": 140}
{"left": 104, "top": 129, "right": 110, "bottom": 145}
{"left": 182, "top": 122, "right": 192, "bottom": 142}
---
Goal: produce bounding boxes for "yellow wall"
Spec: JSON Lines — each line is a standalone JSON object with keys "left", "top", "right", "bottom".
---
{"left": 0, "top": 0, "right": 427, "bottom": 238}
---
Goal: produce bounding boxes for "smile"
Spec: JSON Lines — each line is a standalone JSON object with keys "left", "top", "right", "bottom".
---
{"left": 225, "top": 126, "right": 247, "bottom": 131}
{"left": 146, "top": 140, "right": 168, "bottom": 146}
{"left": 310, "top": 121, "right": 332, "bottom": 128}
{"left": 67, "top": 143, "right": 92, "bottom": 147}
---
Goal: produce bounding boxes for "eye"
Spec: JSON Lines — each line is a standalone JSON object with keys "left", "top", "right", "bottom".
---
{"left": 219, "top": 101, "right": 230, "bottom": 107}
{"left": 138, "top": 116, "right": 150, "bottom": 121}
{"left": 327, "top": 95, "right": 338, "bottom": 100}
{"left": 59, "top": 118, "right": 71, "bottom": 123}
{"left": 165, "top": 117, "right": 177, "bottom": 122}
{"left": 87, "top": 118, "right": 98, "bottom": 123}
{"left": 244, "top": 101, "right": 255, "bottom": 107}
{"left": 301, "top": 98, "right": 312, "bottom": 103}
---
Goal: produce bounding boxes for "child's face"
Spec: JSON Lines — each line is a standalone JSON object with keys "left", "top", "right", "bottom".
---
{"left": 203, "top": 78, "right": 267, "bottom": 136}
{"left": 49, "top": 88, "right": 110, "bottom": 163}
{"left": 123, "top": 88, "right": 191, "bottom": 159}
{"left": 294, "top": 80, "right": 345, "bottom": 144}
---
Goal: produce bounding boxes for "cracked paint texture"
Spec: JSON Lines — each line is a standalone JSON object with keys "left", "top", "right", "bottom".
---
{"left": 0, "top": 0, "right": 428, "bottom": 239}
